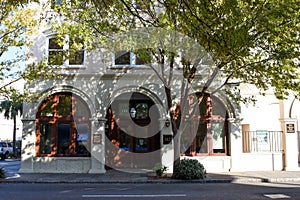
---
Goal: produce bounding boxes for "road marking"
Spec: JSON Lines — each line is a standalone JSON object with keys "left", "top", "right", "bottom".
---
{"left": 5, "top": 173, "right": 20, "bottom": 180}
{"left": 82, "top": 194, "right": 187, "bottom": 198}
{"left": 264, "top": 194, "right": 291, "bottom": 199}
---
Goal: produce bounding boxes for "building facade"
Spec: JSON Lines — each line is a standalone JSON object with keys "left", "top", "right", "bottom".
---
{"left": 19, "top": 1, "right": 299, "bottom": 174}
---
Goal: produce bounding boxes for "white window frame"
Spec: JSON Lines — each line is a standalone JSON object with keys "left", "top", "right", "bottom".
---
{"left": 46, "top": 34, "right": 86, "bottom": 69}
{"left": 112, "top": 51, "right": 149, "bottom": 68}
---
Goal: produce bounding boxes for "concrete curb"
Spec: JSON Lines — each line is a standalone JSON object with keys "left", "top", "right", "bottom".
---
{"left": 2, "top": 176, "right": 300, "bottom": 184}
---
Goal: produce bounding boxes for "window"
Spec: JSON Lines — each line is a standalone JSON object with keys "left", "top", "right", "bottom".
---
{"left": 114, "top": 50, "right": 150, "bottom": 67}
{"left": 69, "top": 37, "right": 84, "bottom": 65}
{"left": 47, "top": 36, "right": 85, "bottom": 67}
{"left": 48, "top": 38, "right": 64, "bottom": 65}
{"left": 181, "top": 94, "right": 229, "bottom": 156}
{"left": 36, "top": 93, "right": 91, "bottom": 157}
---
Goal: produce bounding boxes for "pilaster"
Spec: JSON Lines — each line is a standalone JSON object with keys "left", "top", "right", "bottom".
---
{"left": 280, "top": 118, "right": 300, "bottom": 171}
{"left": 88, "top": 118, "right": 106, "bottom": 174}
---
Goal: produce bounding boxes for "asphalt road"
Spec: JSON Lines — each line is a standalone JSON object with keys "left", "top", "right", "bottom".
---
{"left": 1, "top": 160, "right": 300, "bottom": 199}
{"left": 1, "top": 182, "right": 300, "bottom": 200}
{"left": 0, "top": 159, "right": 20, "bottom": 178}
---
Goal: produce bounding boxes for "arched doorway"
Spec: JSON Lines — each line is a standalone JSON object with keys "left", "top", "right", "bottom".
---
{"left": 105, "top": 92, "right": 161, "bottom": 170}
{"left": 181, "top": 93, "right": 229, "bottom": 156}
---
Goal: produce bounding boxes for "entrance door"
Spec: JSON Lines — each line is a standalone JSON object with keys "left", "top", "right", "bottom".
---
{"left": 105, "top": 92, "right": 161, "bottom": 170}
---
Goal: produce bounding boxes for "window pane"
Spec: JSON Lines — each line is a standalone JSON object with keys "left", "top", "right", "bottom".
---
{"left": 196, "top": 122, "right": 208, "bottom": 154}
{"left": 135, "top": 138, "right": 148, "bottom": 151}
{"left": 181, "top": 121, "right": 195, "bottom": 155}
{"left": 75, "top": 124, "right": 89, "bottom": 154}
{"left": 39, "top": 124, "right": 52, "bottom": 154}
{"left": 41, "top": 101, "right": 53, "bottom": 117}
{"left": 119, "top": 131, "right": 131, "bottom": 151}
{"left": 212, "top": 98, "right": 226, "bottom": 116}
{"left": 135, "top": 103, "right": 148, "bottom": 119}
{"left": 49, "top": 38, "right": 63, "bottom": 49}
{"left": 58, "top": 95, "right": 72, "bottom": 116}
{"left": 75, "top": 100, "right": 89, "bottom": 117}
{"left": 69, "top": 38, "right": 84, "bottom": 65}
{"left": 135, "top": 49, "right": 151, "bottom": 65}
{"left": 199, "top": 95, "right": 208, "bottom": 118}
{"left": 48, "top": 51, "right": 64, "bottom": 65}
{"left": 69, "top": 50, "right": 84, "bottom": 65}
{"left": 212, "top": 122, "right": 225, "bottom": 153}
{"left": 57, "top": 124, "right": 71, "bottom": 154}
{"left": 115, "top": 51, "right": 130, "bottom": 65}
{"left": 48, "top": 38, "right": 64, "bottom": 65}
{"left": 135, "top": 126, "right": 148, "bottom": 151}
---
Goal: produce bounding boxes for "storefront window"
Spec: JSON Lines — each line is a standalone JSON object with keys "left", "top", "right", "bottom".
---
{"left": 75, "top": 124, "right": 89, "bottom": 154}
{"left": 180, "top": 94, "right": 228, "bottom": 156}
{"left": 39, "top": 123, "right": 52, "bottom": 154}
{"left": 36, "top": 92, "right": 91, "bottom": 157}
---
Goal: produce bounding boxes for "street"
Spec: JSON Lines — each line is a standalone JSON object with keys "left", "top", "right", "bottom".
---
{"left": 1, "top": 160, "right": 300, "bottom": 199}
{"left": 0, "top": 182, "right": 300, "bottom": 200}
{"left": 0, "top": 159, "right": 20, "bottom": 179}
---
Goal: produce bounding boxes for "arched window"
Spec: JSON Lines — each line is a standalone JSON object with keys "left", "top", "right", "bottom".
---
{"left": 181, "top": 94, "right": 229, "bottom": 156}
{"left": 36, "top": 92, "right": 91, "bottom": 157}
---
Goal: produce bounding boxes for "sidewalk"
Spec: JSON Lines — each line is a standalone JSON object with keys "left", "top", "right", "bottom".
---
{"left": 2, "top": 170, "right": 300, "bottom": 184}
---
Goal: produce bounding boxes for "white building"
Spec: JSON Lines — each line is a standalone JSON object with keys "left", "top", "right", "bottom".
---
{"left": 19, "top": 1, "right": 299, "bottom": 174}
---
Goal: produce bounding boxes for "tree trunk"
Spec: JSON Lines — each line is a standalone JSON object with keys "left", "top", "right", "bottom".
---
{"left": 172, "top": 130, "right": 181, "bottom": 177}
{"left": 164, "top": 85, "right": 181, "bottom": 176}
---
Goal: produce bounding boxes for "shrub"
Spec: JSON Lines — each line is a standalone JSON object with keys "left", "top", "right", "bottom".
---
{"left": 174, "top": 158, "right": 206, "bottom": 180}
{"left": 0, "top": 167, "right": 6, "bottom": 179}
{"left": 153, "top": 163, "right": 168, "bottom": 177}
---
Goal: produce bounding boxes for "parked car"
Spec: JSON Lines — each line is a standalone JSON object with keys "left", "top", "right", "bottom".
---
{"left": 0, "top": 142, "right": 13, "bottom": 160}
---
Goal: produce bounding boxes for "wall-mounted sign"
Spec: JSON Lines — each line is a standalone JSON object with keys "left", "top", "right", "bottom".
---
{"left": 286, "top": 124, "right": 295, "bottom": 133}
{"left": 163, "top": 135, "right": 173, "bottom": 144}
{"left": 93, "top": 134, "right": 102, "bottom": 144}
{"left": 256, "top": 130, "right": 269, "bottom": 151}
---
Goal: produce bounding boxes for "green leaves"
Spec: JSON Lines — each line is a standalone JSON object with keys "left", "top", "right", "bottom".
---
{"left": 54, "top": 0, "right": 300, "bottom": 102}
{"left": 0, "top": 0, "right": 42, "bottom": 101}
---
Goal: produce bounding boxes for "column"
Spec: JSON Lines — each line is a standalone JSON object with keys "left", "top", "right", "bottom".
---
{"left": 280, "top": 118, "right": 299, "bottom": 171}
{"left": 228, "top": 118, "right": 243, "bottom": 172}
{"left": 19, "top": 119, "right": 35, "bottom": 173}
{"left": 88, "top": 118, "right": 106, "bottom": 174}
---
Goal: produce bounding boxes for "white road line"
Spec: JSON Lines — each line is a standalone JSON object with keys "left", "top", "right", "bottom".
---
{"left": 5, "top": 173, "right": 20, "bottom": 180}
{"left": 82, "top": 194, "right": 187, "bottom": 198}
{"left": 264, "top": 194, "right": 291, "bottom": 199}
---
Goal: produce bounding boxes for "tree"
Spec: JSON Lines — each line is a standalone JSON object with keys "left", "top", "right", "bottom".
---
{"left": 0, "top": 100, "right": 22, "bottom": 157}
{"left": 53, "top": 0, "right": 300, "bottom": 176}
{"left": 1, "top": 0, "right": 58, "bottom": 101}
